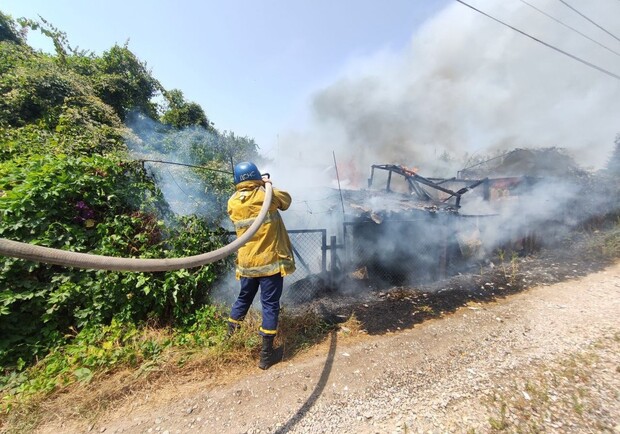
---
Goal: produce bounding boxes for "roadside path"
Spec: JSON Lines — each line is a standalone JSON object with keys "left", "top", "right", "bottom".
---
{"left": 40, "top": 261, "right": 620, "bottom": 434}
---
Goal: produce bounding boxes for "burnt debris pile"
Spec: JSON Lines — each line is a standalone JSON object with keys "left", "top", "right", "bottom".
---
{"left": 324, "top": 148, "right": 618, "bottom": 290}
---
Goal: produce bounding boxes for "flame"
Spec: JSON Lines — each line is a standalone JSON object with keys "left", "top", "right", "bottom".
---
{"left": 400, "top": 165, "right": 419, "bottom": 176}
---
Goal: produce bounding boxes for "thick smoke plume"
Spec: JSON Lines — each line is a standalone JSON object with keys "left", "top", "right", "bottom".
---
{"left": 265, "top": 0, "right": 620, "bottom": 294}
{"left": 125, "top": 2, "right": 620, "bottom": 300}
{"left": 276, "top": 0, "right": 620, "bottom": 184}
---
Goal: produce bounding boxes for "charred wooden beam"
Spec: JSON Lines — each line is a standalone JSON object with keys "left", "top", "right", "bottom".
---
{"left": 370, "top": 164, "right": 487, "bottom": 206}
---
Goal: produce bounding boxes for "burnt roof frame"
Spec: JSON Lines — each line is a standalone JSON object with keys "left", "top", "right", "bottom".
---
{"left": 368, "top": 164, "right": 487, "bottom": 208}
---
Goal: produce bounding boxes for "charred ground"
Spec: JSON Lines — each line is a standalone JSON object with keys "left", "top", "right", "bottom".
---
{"left": 287, "top": 148, "right": 620, "bottom": 340}
{"left": 296, "top": 221, "right": 619, "bottom": 338}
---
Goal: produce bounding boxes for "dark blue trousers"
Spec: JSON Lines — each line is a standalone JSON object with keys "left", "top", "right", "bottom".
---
{"left": 229, "top": 273, "right": 283, "bottom": 336}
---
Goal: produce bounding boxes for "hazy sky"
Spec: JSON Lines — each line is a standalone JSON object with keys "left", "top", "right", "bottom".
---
{"left": 1, "top": 0, "right": 450, "bottom": 153}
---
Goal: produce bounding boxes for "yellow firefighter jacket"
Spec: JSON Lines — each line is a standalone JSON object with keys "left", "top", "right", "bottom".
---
{"left": 227, "top": 180, "right": 296, "bottom": 278}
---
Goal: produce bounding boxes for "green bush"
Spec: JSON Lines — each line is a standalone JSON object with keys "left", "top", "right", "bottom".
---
{"left": 0, "top": 154, "right": 232, "bottom": 369}
{"left": 0, "top": 303, "right": 230, "bottom": 412}
{"left": 0, "top": 13, "right": 241, "bottom": 403}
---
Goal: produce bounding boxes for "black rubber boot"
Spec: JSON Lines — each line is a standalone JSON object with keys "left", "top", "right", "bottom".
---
{"left": 227, "top": 321, "right": 239, "bottom": 337}
{"left": 258, "top": 335, "right": 276, "bottom": 370}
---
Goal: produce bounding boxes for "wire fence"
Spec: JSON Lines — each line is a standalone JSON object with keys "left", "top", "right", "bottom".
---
{"left": 225, "top": 216, "right": 502, "bottom": 301}
{"left": 284, "top": 229, "right": 327, "bottom": 301}
{"left": 226, "top": 229, "right": 327, "bottom": 302}
{"left": 226, "top": 216, "right": 476, "bottom": 302}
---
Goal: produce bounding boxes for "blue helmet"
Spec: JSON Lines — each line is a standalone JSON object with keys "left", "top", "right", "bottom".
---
{"left": 233, "top": 161, "right": 262, "bottom": 184}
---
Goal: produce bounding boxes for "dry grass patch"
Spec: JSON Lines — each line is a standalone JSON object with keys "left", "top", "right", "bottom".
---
{"left": 337, "top": 313, "right": 366, "bottom": 337}
{"left": 0, "top": 308, "right": 333, "bottom": 434}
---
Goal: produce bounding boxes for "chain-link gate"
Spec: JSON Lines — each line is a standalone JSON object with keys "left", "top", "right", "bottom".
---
{"left": 283, "top": 229, "right": 327, "bottom": 301}
{"left": 226, "top": 229, "right": 328, "bottom": 302}
{"left": 225, "top": 211, "right": 497, "bottom": 304}
{"left": 226, "top": 214, "right": 486, "bottom": 301}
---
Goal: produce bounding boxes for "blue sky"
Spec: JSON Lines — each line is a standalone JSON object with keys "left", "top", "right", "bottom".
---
{"left": 1, "top": 0, "right": 450, "bottom": 153}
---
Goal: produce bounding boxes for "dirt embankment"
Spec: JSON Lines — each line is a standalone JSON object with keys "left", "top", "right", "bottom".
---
{"left": 36, "top": 258, "right": 620, "bottom": 434}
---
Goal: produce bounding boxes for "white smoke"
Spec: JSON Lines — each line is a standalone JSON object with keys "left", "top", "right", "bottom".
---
{"left": 124, "top": 113, "right": 228, "bottom": 223}
{"left": 262, "top": 0, "right": 620, "bottom": 290}
{"left": 275, "top": 0, "right": 620, "bottom": 184}
{"left": 125, "top": 1, "right": 620, "bottom": 296}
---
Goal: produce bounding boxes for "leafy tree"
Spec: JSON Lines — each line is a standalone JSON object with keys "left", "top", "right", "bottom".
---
{"left": 193, "top": 130, "right": 259, "bottom": 164}
{"left": 17, "top": 16, "right": 71, "bottom": 64}
{"left": 161, "top": 89, "right": 214, "bottom": 131}
{"left": 0, "top": 28, "right": 124, "bottom": 138}
{"left": 0, "top": 50, "right": 83, "bottom": 127}
{"left": 93, "top": 44, "right": 161, "bottom": 121}
{"left": 0, "top": 11, "right": 249, "bottom": 374}
{"left": 0, "top": 12, "right": 24, "bottom": 44}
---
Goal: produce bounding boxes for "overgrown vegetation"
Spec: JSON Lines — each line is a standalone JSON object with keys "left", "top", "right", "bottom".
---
{"left": 1, "top": 305, "right": 227, "bottom": 414}
{"left": 0, "top": 10, "right": 266, "bottom": 423}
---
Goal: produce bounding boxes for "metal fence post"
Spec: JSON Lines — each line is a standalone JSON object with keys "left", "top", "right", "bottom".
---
{"left": 330, "top": 235, "right": 337, "bottom": 287}
{"left": 321, "top": 229, "right": 327, "bottom": 274}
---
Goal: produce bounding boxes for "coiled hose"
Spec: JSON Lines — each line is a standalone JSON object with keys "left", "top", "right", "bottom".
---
{"left": 0, "top": 184, "right": 272, "bottom": 272}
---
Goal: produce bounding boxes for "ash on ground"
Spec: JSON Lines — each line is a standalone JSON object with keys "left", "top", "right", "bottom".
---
{"left": 286, "top": 224, "right": 618, "bottom": 336}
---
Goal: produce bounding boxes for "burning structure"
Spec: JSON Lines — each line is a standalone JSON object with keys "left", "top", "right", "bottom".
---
{"left": 331, "top": 156, "right": 561, "bottom": 286}
{"left": 336, "top": 164, "right": 488, "bottom": 285}
{"left": 212, "top": 147, "right": 599, "bottom": 304}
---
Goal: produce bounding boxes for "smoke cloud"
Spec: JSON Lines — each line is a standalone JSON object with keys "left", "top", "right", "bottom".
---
{"left": 123, "top": 2, "right": 620, "bottom": 300}
{"left": 275, "top": 0, "right": 620, "bottom": 183}
{"left": 125, "top": 112, "right": 230, "bottom": 224}
{"left": 262, "top": 0, "right": 620, "bottom": 293}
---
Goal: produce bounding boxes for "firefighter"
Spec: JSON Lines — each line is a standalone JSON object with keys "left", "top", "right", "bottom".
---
{"left": 227, "top": 161, "right": 296, "bottom": 369}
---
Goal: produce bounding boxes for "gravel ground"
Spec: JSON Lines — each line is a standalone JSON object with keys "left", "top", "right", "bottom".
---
{"left": 38, "top": 258, "right": 620, "bottom": 434}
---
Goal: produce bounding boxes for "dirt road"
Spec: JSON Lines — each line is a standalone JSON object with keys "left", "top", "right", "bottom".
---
{"left": 40, "top": 261, "right": 620, "bottom": 434}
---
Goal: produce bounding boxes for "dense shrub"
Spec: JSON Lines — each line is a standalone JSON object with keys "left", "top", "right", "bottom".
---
{"left": 0, "top": 155, "right": 232, "bottom": 369}
{"left": 0, "top": 12, "right": 245, "bottom": 381}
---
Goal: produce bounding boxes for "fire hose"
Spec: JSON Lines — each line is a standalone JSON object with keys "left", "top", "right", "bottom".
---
{"left": 0, "top": 184, "right": 273, "bottom": 272}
